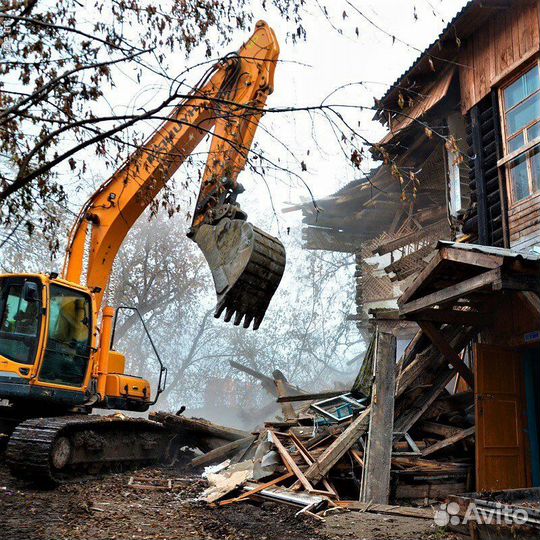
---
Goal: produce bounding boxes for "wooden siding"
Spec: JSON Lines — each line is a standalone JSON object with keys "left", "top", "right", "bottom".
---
{"left": 509, "top": 192, "right": 540, "bottom": 249}
{"left": 459, "top": 0, "right": 540, "bottom": 113}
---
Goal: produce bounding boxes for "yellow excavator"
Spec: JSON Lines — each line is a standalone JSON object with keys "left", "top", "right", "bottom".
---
{"left": 0, "top": 21, "right": 285, "bottom": 483}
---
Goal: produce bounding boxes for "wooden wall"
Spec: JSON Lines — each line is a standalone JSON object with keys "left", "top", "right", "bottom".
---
{"left": 459, "top": 0, "right": 540, "bottom": 113}
{"left": 509, "top": 192, "right": 540, "bottom": 249}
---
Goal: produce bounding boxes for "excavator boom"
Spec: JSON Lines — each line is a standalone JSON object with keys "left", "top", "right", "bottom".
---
{"left": 63, "top": 21, "right": 285, "bottom": 329}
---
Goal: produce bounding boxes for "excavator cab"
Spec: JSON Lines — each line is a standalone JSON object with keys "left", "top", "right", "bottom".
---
{"left": 0, "top": 274, "right": 153, "bottom": 411}
{"left": 0, "top": 275, "right": 92, "bottom": 398}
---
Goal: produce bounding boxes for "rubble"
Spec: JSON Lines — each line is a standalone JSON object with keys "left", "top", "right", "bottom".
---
{"left": 149, "top": 326, "right": 475, "bottom": 519}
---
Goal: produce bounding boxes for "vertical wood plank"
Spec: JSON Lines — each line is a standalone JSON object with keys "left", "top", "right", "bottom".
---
{"left": 360, "top": 330, "right": 397, "bottom": 504}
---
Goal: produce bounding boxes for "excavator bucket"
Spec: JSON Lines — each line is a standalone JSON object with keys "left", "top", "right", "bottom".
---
{"left": 192, "top": 218, "right": 286, "bottom": 330}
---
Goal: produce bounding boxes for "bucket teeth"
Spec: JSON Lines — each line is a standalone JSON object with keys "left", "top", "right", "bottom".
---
{"left": 192, "top": 218, "right": 286, "bottom": 330}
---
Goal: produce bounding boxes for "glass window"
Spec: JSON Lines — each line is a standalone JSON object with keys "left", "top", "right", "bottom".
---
{"left": 502, "top": 64, "right": 540, "bottom": 203}
{"left": 506, "top": 93, "right": 540, "bottom": 135}
{"left": 0, "top": 278, "right": 41, "bottom": 364}
{"left": 504, "top": 67, "right": 540, "bottom": 109}
{"left": 509, "top": 154, "right": 530, "bottom": 201}
{"left": 39, "top": 285, "right": 92, "bottom": 387}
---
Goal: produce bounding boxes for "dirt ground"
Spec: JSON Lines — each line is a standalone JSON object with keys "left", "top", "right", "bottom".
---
{"left": 0, "top": 463, "right": 462, "bottom": 540}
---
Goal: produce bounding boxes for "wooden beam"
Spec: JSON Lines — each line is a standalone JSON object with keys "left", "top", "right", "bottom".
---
{"left": 418, "top": 321, "right": 475, "bottom": 389}
{"left": 150, "top": 412, "right": 248, "bottom": 442}
{"left": 361, "top": 332, "right": 396, "bottom": 504}
{"left": 277, "top": 390, "right": 347, "bottom": 403}
{"left": 304, "top": 407, "right": 371, "bottom": 484}
{"left": 520, "top": 291, "right": 540, "bottom": 317}
{"left": 336, "top": 501, "right": 434, "bottom": 520}
{"left": 395, "top": 482, "right": 466, "bottom": 500}
{"left": 191, "top": 436, "right": 257, "bottom": 467}
{"left": 269, "top": 431, "right": 314, "bottom": 492}
{"left": 274, "top": 379, "right": 298, "bottom": 421}
{"left": 394, "top": 368, "right": 457, "bottom": 434}
{"left": 440, "top": 247, "right": 502, "bottom": 270}
{"left": 399, "top": 268, "right": 501, "bottom": 316}
{"left": 421, "top": 426, "right": 475, "bottom": 457}
{"left": 398, "top": 251, "right": 443, "bottom": 307}
{"left": 218, "top": 472, "right": 294, "bottom": 506}
{"left": 418, "top": 421, "right": 463, "bottom": 439}
{"left": 414, "top": 308, "right": 491, "bottom": 326}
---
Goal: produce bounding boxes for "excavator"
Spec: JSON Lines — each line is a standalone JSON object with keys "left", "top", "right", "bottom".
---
{"left": 0, "top": 21, "right": 285, "bottom": 484}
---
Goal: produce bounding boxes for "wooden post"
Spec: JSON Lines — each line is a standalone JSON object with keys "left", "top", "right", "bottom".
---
{"left": 360, "top": 330, "right": 396, "bottom": 504}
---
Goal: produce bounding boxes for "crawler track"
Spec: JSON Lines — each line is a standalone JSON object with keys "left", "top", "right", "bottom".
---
{"left": 6, "top": 415, "right": 168, "bottom": 485}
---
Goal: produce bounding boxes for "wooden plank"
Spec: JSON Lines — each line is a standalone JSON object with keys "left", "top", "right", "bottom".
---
{"left": 336, "top": 501, "right": 434, "bottom": 520}
{"left": 440, "top": 247, "right": 502, "bottom": 270}
{"left": 421, "top": 426, "right": 475, "bottom": 457}
{"left": 520, "top": 291, "right": 540, "bottom": 317}
{"left": 417, "top": 321, "right": 475, "bottom": 389}
{"left": 399, "top": 268, "right": 501, "bottom": 316}
{"left": 269, "top": 431, "right": 314, "bottom": 492}
{"left": 304, "top": 407, "right": 371, "bottom": 484}
{"left": 191, "top": 436, "right": 257, "bottom": 467}
{"left": 415, "top": 308, "right": 491, "bottom": 326}
{"left": 277, "top": 390, "right": 347, "bottom": 403}
{"left": 395, "top": 482, "right": 466, "bottom": 500}
{"left": 274, "top": 379, "right": 298, "bottom": 421}
{"left": 218, "top": 472, "right": 294, "bottom": 506}
{"left": 361, "top": 331, "right": 396, "bottom": 504}
{"left": 418, "top": 421, "right": 463, "bottom": 439}
{"left": 394, "top": 367, "right": 457, "bottom": 434}
{"left": 398, "top": 251, "right": 443, "bottom": 307}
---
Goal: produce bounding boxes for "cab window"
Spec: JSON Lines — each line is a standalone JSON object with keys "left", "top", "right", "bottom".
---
{"left": 0, "top": 278, "right": 41, "bottom": 365}
{"left": 39, "top": 285, "right": 92, "bottom": 387}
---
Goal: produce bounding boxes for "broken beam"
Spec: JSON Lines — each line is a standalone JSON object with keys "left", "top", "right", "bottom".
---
{"left": 421, "top": 426, "right": 475, "bottom": 457}
{"left": 399, "top": 268, "right": 501, "bottom": 315}
{"left": 304, "top": 407, "right": 371, "bottom": 484}
{"left": 418, "top": 321, "right": 474, "bottom": 389}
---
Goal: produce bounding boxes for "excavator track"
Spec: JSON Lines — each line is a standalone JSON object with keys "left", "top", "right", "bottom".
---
{"left": 6, "top": 415, "right": 169, "bottom": 485}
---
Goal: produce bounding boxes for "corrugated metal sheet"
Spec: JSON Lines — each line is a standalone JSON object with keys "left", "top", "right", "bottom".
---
{"left": 377, "top": 0, "right": 476, "bottom": 109}
{"left": 437, "top": 240, "right": 540, "bottom": 261}
{"left": 379, "top": 66, "right": 456, "bottom": 144}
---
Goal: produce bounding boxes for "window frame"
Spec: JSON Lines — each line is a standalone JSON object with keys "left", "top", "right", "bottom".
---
{"left": 38, "top": 283, "right": 93, "bottom": 387}
{"left": 499, "top": 58, "right": 540, "bottom": 206}
{"left": 0, "top": 277, "right": 43, "bottom": 365}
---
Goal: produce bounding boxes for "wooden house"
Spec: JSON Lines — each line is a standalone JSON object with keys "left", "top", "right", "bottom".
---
{"left": 290, "top": 0, "right": 540, "bottom": 497}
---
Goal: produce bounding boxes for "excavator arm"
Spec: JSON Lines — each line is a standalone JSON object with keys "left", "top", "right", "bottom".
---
{"left": 62, "top": 21, "right": 285, "bottom": 329}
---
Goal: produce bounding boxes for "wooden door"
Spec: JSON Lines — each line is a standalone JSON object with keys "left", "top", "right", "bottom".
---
{"left": 475, "top": 343, "right": 529, "bottom": 492}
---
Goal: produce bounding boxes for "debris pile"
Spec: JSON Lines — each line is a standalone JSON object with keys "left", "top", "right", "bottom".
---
{"left": 151, "top": 325, "right": 475, "bottom": 517}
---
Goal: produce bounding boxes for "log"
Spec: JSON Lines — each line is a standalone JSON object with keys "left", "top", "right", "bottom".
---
{"left": 191, "top": 435, "right": 257, "bottom": 467}
{"left": 150, "top": 412, "right": 248, "bottom": 442}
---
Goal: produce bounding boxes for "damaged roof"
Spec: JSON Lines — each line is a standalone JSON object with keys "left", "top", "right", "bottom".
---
{"left": 437, "top": 240, "right": 540, "bottom": 262}
{"left": 375, "top": 0, "right": 512, "bottom": 117}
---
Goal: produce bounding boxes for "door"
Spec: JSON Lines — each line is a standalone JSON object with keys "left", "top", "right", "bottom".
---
{"left": 475, "top": 343, "right": 529, "bottom": 492}
{"left": 38, "top": 284, "right": 92, "bottom": 388}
